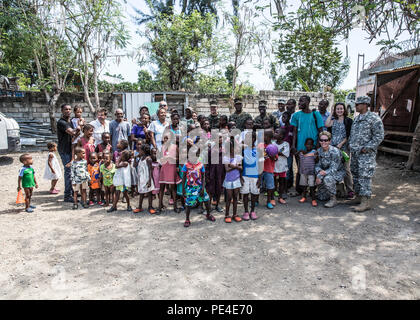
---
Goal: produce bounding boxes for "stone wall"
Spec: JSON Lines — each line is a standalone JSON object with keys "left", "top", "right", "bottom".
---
{"left": 0, "top": 91, "right": 123, "bottom": 124}
{"left": 189, "top": 90, "right": 334, "bottom": 117}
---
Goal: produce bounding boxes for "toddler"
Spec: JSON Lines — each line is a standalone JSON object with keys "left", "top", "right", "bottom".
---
{"left": 298, "top": 138, "right": 318, "bottom": 207}
{"left": 71, "top": 147, "right": 90, "bottom": 209}
{"left": 43, "top": 142, "right": 62, "bottom": 194}
{"left": 18, "top": 153, "right": 38, "bottom": 213}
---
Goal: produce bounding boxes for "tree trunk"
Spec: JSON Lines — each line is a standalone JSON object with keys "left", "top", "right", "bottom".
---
{"left": 93, "top": 54, "right": 100, "bottom": 116}
{"left": 45, "top": 90, "right": 61, "bottom": 134}
{"left": 82, "top": 43, "right": 95, "bottom": 114}
{"left": 406, "top": 118, "right": 420, "bottom": 170}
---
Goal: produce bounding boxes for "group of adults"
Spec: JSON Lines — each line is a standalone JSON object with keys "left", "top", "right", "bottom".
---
{"left": 56, "top": 94, "right": 384, "bottom": 212}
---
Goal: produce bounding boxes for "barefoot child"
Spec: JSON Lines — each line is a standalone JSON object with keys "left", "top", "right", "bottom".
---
{"left": 43, "top": 142, "right": 62, "bottom": 194}
{"left": 107, "top": 150, "right": 132, "bottom": 212}
{"left": 181, "top": 146, "right": 215, "bottom": 227}
{"left": 87, "top": 152, "right": 102, "bottom": 205}
{"left": 134, "top": 144, "right": 156, "bottom": 214}
{"left": 273, "top": 128, "right": 290, "bottom": 204}
{"left": 298, "top": 138, "right": 318, "bottom": 207}
{"left": 18, "top": 153, "right": 38, "bottom": 213}
{"left": 100, "top": 151, "right": 115, "bottom": 207}
{"left": 71, "top": 147, "right": 90, "bottom": 209}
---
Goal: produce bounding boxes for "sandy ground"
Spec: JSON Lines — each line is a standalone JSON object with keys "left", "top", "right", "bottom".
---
{"left": 0, "top": 151, "right": 419, "bottom": 300}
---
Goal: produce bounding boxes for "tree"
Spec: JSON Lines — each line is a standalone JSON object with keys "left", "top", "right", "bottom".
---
{"left": 14, "top": 0, "right": 78, "bottom": 132}
{"left": 140, "top": 11, "right": 226, "bottom": 90}
{"left": 271, "top": 22, "right": 349, "bottom": 91}
{"left": 61, "top": 0, "right": 129, "bottom": 115}
{"left": 224, "top": 4, "right": 268, "bottom": 99}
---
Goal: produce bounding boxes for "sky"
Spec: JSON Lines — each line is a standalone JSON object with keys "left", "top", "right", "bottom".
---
{"left": 102, "top": 0, "right": 410, "bottom": 92}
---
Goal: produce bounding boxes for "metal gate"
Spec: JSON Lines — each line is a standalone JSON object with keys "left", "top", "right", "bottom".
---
{"left": 122, "top": 92, "right": 152, "bottom": 121}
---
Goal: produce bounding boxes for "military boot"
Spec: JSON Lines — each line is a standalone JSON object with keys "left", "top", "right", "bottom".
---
{"left": 345, "top": 194, "right": 361, "bottom": 205}
{"left": 352, "top": 196, "right": 371, "bottom": 212}
{"left": 324, "top": 195, "right": 337, "bottom": 208}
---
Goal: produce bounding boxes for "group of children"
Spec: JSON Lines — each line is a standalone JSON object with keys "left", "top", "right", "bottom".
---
{"left": 17, "top": 106, "right": 324, "bottom": 228}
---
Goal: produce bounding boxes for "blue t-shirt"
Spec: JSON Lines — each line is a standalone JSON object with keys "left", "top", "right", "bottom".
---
{"left": 290, "top": 111, "right": 324, "bottom": 152}
{"left": 243, "top": 147, "right": 259, "bottom": 178}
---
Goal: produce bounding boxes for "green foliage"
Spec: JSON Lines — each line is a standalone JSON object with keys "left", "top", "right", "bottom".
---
{"left": 137, "top": 70, "right": 164, "bottom": 91}
{"left": 193, "top": 71, "right": 230, "bottom": 94}
{"left": 140, "top": 11, "right": 226, "bottom": 90}
{"left": 331, "top": 87, "right": 355, "bottom": 104}
{"left": 272, "top": 23, "right": 349, "bottom": 92}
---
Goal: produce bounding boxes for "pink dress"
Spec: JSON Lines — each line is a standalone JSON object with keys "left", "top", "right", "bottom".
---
{"left": 80, "top": 137, "right": 95, "bottom": 161}
{"left": 152, "top": 162, "right": 160, "bottom": 194}
{"left": 159, "top": 144, "right": 181, "bottom": 184}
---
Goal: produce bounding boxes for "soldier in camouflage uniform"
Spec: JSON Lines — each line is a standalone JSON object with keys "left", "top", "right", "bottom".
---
{"left": 228, "top": 98, "right": 252, "bottom": 130}
{"left": 348, "top": 96, "right": 384, "bottom": 212}
{"left": 208, "top": 100, "right": 220, "bottom": 130}
{"left": 315, "top": 131, "right": 345, "bottom": 207}
{"left": 254, "top": 100, "right": 279, "bottom": 129}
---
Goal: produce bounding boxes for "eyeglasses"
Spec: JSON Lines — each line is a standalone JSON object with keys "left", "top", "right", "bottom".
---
{"left": 319, "top": 139, "right": 330, "bottom": 142}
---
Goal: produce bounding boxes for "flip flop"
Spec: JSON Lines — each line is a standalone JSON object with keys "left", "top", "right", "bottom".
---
{"left": 184, "top": 220, "right": 191, "bottom": 227}
{"left": 206, "top": 214, "right": 216, "bottom": 222}
{"left": 133, "top": 208, "right": 144, "bottom": 213}
{"left": 232, "top": 215, "right": 242, "bottom": 222}
{"left": 224, "top": 216, "right": 232, "bottom": 223}
{"left": 148, "top": 208, "right": 156, "bottom": 214}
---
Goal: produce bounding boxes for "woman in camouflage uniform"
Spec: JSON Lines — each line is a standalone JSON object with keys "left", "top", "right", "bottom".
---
{"left": 315, "top": 131, "right": 345, "bottom": 207}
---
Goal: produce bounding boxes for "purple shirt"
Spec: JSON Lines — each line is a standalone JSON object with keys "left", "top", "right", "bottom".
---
{"left": 223, "top": 156, "right": 242, "bottom": 182}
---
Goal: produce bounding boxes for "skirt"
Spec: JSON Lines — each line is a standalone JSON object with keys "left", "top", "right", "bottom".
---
{"left": 223, "top": 178, "right": 242, "bottom": 190}
{"left": 159, "top": 163, "right": 181, "bottom": 184}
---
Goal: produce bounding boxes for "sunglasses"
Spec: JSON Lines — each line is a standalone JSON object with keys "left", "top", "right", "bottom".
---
{"left": 319, "top": 139, "right": 330, "bottom": 142}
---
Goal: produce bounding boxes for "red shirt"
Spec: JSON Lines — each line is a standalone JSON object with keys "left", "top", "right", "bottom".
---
{"left": 258, "top": 143, "right": 276, "bottom": 173}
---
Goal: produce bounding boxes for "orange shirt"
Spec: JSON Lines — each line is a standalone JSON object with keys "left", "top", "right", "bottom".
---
{"left": 88, "top": 163, "right": 101, "bottom": 189}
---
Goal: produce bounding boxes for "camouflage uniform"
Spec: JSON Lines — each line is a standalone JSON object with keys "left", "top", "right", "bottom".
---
{"left": 208, "top": 114, "right": 220, "bottom": 130}
{"left": 315, "top": 146, "right": 345, "bottom": 201}
{"left": 229, "top": 112, "right": 252, "bottom": 130}
{"left": 348, "top": 111, "right": 384, "bottom": 197}
{"left": 254, "top": 113, "right": 279, "bottom": 129}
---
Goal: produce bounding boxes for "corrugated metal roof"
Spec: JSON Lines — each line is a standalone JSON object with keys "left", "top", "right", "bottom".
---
{"left": 369, "top": 64, "right": 420, "bottom": 75}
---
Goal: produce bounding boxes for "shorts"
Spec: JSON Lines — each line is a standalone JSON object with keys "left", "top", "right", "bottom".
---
{"left": 185, "top": 185, "right": 210, "bottom": 207}
{"left": 274, "top": 172, "right": 287, "bottom": 178}
{"left": 262, "top": 172, "right": 274, "bottom": 190}
{"left": 115, "top": 185, "right": 130, "bottom": 192}
{"left": 223, "top": 178, "right": 242, "bottom": 190}
{"left": 72, "top": 182, "right": 88, "bottom": 190}
{"left": 241, "top": 176, "right": 259, "bottom": 195}
{"left": 299, "top": 174, "right": 315, "bottom": 187}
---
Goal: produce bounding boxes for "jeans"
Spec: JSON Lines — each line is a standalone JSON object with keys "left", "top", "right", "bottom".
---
{"left": 286, "top": 155, "right": 294, "bottom": 188}
{"left": 59, "top": 152, "right": 73, "bottom": 200}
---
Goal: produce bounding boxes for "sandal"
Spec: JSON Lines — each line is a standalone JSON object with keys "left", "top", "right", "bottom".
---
{"left": 206, "top": 214, "right": 216, "bottom": 222}
{"left": 224, "top": 216, "right": 232, "bottom": 223}
{"left": 232, "top": 215, "right": 242, "bottom": 222}
{"left": 299, "top": 197, "right": 307, "bottom": 203}
{"left": 148, "top": 208, "right": 157, "bottom": 214}
{"left": 311, "top": 200, "right": 318, "bottom": 207}
{"left": 133, "top": 208, "right": 144, "bottom": 213}
{"left": 184, "top": 220, "right": 191, "bottom": 227}
{"left": 278, "top": 198, "right": 286, "bottom": 204}
{"left": 72, "top": 204, "right": 78, "bottom": 210}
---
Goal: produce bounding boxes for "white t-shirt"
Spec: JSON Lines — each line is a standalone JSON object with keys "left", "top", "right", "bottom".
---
{"left": 273, "top": 141, "right": 290, "bottom": 173}
{"left": 89, "top": 119, "right": 110, "bottom": 146}
{"left": 148, "top": 119, "right": 169, "bottom": 151}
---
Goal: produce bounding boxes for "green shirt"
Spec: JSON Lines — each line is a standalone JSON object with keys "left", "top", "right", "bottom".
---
{"left": 100, "top": 163, "right": 116, "bottom": 187}
{"left": 19, "top": 166, "right": 35, "bottom": 188}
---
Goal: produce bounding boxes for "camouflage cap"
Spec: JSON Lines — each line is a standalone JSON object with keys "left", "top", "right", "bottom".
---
{"left": 210, "top": 100, "right": 218, "bottom": 107}
{"left": 355, "top": 96, "right": 370, "bottom": 105}
{"left": 278, "top": 99, "right": 286, "bottom": 104}
{"left": 234, "top": 98, "right": 242, "bottom": 105}
{"left": 258, "top": 100, "right": 267, "bottom": 107}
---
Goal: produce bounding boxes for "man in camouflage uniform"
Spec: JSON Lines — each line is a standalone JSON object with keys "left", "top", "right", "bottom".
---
{"left": 254, "top": 100, "right": 279, "bottom": 129}
{"left": 348, "top": 96, "right": 384, "bottom": 212}
{"left": 229, "top": 98, "right": 252, "bottom": 130}
{"left": 272, "top": 99, "right": 286, "bottom": 126}
{"left": 208, "top": 100, "right": 220, "bottom": 129}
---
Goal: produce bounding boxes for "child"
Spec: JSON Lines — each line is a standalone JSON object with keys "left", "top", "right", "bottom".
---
{"left": 133, "top": 144, "right": 156, "bottom": 214}
{"left": 87, "top": 152, "right": 102, "bottom": 205}
{"left": 71, "top": 147, "right": 90, "bottom": 209}
{"left": 43, "top": 142, "right": 62, "bottom": 194}
{"left": 71, "top": 105, "right": 84, "bottom": 146}
{"left": 151, "top": 147, "right": 161, "bottom": 203}
{"left": 18, "top": 153, "right": 38, "bottom": 213}
{"left": 158, "top": 134, "right": 181, "bottom": 213}
{"left": 298, "top": 138, "right": 318, "bottom": 207}
{"left": 100, "top": 151, "right": 115, "bottom": 207}
{"left": 78, "top": 124, "right": 96, "bottom": 161}
{"left": 113, "top": 139, "right": 129, "bottom": 163}
{"left": 258, "top": 129, "right": 277, "bottom": 209}
{"left": 206, "top": 133, "right": 225, "bottom": 213}
{"left": 281, "top": 111, "right": 294, "bottom": 191}
{"left": 263, "top": 118, "right": 272, "bottom": 130}
{"left": 181, "top": 145, "right": 216, "bottom": 227}
{"left": 273, "top": 128, "right": 290, "bottom": 204}
{"left": 107, "top": 150, "right": 132, "bottom": 212}
{"left": 223, "top": 138, "right": 243, "bottom": 223}
{"left": 241, "top": 130, "right": 260, "bottom": 220}
{"left": 176, "top": 145, "right": 188, "bottom": 211}
{"left": 95, "top": 132, "right": 112, "bottom": 154}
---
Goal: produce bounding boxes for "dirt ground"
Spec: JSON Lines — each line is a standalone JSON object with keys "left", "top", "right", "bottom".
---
{"left": 0, "top": 151, "right": 419, "bottom": 300}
